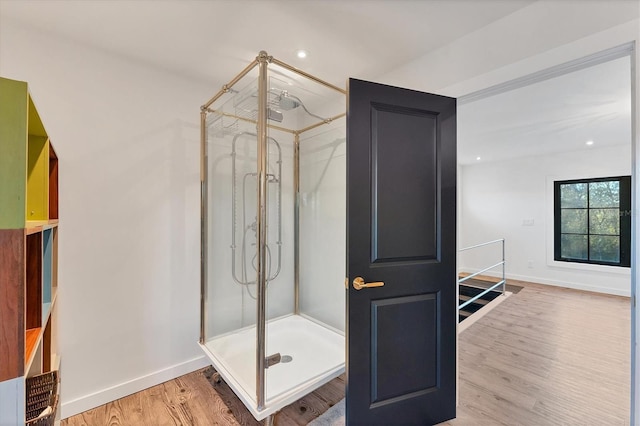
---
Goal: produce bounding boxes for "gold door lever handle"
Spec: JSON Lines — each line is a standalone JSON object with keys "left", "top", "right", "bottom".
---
{"left": 353, "top": 277, "right": 385, "bottom": 290}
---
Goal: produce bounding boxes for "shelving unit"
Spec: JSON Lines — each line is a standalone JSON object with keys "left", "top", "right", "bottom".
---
{"left": 0, "top": 77, "right": 60, "bottom": 425}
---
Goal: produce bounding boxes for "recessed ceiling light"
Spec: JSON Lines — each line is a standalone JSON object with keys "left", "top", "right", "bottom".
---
{"left": 296, "top": 50, "right": 308, "bottom": 59}
{"left": 476, "top": 156, "right": 481, "bottom": 161}
{"left": 586, "top": 140, "right": 594, "bottom": 146}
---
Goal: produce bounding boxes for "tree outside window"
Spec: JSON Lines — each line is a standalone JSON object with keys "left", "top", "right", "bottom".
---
{"left": 554, "top": 176, "right": 631, "bottom": 267}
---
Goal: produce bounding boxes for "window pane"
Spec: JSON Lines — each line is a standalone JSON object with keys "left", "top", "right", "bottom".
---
{"left": 590, "top": 235, "right": 620, "bottom": 263}
{"left": 589, "top": 181, "right": 619, "bottom": 208}
{"left": 589, "top": 208, "right": 620, "bottom": 235}
{"left": 561, "top": 209, "right": 587, "bottom": 234}
{"left": 560, "top": 183, "right": 587, "bottom": 208}
{"left": 561, "top": 234, "right": 588, "bottom": 260}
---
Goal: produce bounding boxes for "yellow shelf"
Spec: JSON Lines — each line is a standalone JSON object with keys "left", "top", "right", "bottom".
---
{"left": 0, "top": 77, "right": 56, "bottom": 228}
{"left": 26, "top": 135, "right": 49, "bottom": 222}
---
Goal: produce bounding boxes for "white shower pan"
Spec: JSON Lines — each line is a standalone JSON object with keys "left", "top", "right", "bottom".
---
{"left": 200, "top": 314, "right": 345, "bottom": 420}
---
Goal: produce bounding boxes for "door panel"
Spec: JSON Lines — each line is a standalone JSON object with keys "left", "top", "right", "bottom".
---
{"left": 372, "top": 103, "right": 438, "bottom": 262}
{"left": 347, "top": 78, "right": 456, "bottom": 425}
{"left": 371, "top": 293, "right": 438, "bottom": 405}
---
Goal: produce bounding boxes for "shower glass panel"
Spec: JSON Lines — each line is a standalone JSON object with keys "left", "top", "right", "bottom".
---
{"left": 200, "top": 52, "right": 346, "bottom": 421}
{"left": 298, "top": 123, "right": 346, "bottom": 331}
{"left": 203, "top": 68, "right": 263, "bottom": 406}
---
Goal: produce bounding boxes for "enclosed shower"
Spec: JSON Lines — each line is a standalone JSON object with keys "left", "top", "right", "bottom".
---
{"left": 199, "top": 51, "right": 346, "bottom": 420}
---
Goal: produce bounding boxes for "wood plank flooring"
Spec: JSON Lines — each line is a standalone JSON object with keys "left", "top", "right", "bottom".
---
{"left": 62, "top": 368, "right": 345, "bottom": 426}
{"left": 63, "top": 280, "right": 630, "bottom": 425}
{"left": 443, "top": 279, "right": 630, "bottom": 426}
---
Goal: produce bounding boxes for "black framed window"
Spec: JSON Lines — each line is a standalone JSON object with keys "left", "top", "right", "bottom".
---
{"left": 554, "top": 176, "right": 631, "bottom": 267}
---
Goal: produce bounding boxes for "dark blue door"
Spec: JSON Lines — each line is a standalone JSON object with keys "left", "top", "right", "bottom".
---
{"left": 346, "top": 78, "right": 457, "bottom": 425}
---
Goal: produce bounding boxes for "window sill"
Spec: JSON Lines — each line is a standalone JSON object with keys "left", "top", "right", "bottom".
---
{"left": 547, "top": 259, "right": 631, "bottom": 275}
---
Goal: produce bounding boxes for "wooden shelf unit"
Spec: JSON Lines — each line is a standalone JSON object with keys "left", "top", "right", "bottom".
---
{"left": 0, "top": 77, "right": 60, "bottom": 425}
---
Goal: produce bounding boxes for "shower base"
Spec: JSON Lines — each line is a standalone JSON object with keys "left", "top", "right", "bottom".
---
{"left": 200, "top": 314, "right": 345, "bottom": 420}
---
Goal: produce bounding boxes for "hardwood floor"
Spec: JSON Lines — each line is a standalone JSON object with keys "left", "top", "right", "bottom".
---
{"left": 63, "top": 280, "right": 630, "bottom": 425}
{"left": 62, "top": 368, "right": 345, "bottom": 426}
{"left": 444, "top": 279, "right": 630, "bottom": 426}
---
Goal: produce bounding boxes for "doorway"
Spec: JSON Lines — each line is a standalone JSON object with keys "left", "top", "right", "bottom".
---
{"left": 455, "top": 45, "right": 634, "bottom": 423}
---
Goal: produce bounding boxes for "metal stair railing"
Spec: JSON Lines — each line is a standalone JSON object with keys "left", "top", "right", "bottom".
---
{"left": 458, "top": 238, "right": 505, "bottom": 311}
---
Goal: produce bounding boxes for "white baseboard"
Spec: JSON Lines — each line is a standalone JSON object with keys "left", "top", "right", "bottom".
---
{"left": 61, "top": 355, "right": 210, "bottom": 419}
{"left": 458, "top": 268, "right": 631, "bottom": 297}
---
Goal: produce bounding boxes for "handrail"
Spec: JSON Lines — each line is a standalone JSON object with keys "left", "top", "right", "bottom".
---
{"left": 459, "top": 238, "right": 505, "bottom": 252}
{"left": 459, "top": 280, "right": 506, "bottom": 310}
{"left": 458, "top": 261, "right": 504, "bottom": 284}
{"left": 458, "top": 239, "right": 506, "bottom": 313}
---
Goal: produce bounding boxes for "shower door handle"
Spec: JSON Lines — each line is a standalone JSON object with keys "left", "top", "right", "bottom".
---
{"left": 353, "top": 277, "right": 385, "bottom": 291}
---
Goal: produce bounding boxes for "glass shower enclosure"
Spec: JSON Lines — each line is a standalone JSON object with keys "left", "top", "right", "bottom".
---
{"left": 199, "top": 51, "right": 346, "bottom": 421}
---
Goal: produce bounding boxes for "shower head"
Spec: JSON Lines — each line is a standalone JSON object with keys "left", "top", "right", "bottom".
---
{"left": 274, "top": 90, "right": 327, "bottom": 122}
{"left": 278, "top": 96, "right": 301, "bottom": 111}
{"left": 231, "top": 86, "right": 323, "bottom": 125}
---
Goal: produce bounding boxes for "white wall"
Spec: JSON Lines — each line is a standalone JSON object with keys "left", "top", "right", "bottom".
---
{"left": 0, "top": 20, "right": 209, "bottom": 417}
{"left": 459, "top": 145, "right": 631, "bottom": 295}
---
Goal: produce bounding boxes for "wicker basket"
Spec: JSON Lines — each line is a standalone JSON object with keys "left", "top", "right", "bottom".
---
{"left": 25, "top": 370, "right": 58, "bottom": 426}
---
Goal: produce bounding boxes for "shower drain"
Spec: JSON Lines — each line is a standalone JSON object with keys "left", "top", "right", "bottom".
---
{"left": 280, "top": 355, "right": 293, "bottom": 363}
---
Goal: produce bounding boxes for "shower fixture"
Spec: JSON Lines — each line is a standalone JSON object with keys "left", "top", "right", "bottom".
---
{"left": 200, "top": 51, "right": 347, "bottom": 422}
{"left": 273, "top": 90, "right": 327, "bottom": 122}
{"left": 230, "top": 84, "right": 326, "bottom": 123}
{"left": 274, "top": 90, "right": 301, "bottom": 111}
{"left": 267, "top": 108, "right": 283, "bottom": 123}
{"left": 231, "top": 132, "right": 282, "bottom": 296}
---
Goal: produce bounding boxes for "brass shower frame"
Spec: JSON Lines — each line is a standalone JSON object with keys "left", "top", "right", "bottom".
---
{"left": 199, "top": 51, "right": 346, "bottom": 412}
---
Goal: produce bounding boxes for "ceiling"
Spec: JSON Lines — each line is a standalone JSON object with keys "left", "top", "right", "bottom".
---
{"left": 458, "top": 55, "right": 632, "bottom": 165}
{"left": 0, "top": 0, "right": 632, "bottom": 165}
{"left": 0, "top": 0, "right": 534, "bottom": 89}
